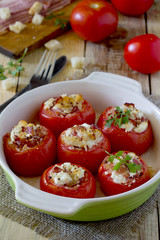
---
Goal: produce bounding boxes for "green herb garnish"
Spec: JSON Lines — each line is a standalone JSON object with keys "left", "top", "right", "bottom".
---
{"left": 46, "top": 12, "right": 69, "bottom": 29}
{"left": 106, "top": 106, "right": 130, "bottom": 128}
{"left": 106, "top": 151, "right": 141, "bottom": 173}
{"left": 0, "top": 48, "right": 27, "bottom": 80}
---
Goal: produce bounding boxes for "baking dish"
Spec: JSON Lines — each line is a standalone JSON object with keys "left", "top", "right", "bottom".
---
{"left": 0, "top": 72, "right": 159, "bottom": 221}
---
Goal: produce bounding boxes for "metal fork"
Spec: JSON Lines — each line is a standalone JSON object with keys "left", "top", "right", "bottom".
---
{"left": 0, "top": 50, "right": 63, "bottom": 113}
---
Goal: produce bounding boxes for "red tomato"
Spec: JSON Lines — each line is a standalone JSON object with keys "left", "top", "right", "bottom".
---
{"left": 70, "top": 0, "right": 118, "bottom": 42}
{"left": 124, "top": 34, "right": 160, "bottom": 74}
{"left": 97, "top": 103, "right": 153, "bottom": 155}
{"left": 98, "top": 151, "right": 151, "bottom": 196}
{"left": 57, "top": 124, "right": 111, "bottom": 174}
{"left": 111, "top": 0, "right": 154, "bottom": 16}
{"left": 39, "top": 94, "right": 95, "bottom": 137}
{"left": 3, "top": 121, "right": 56, "bottom": 177}
{"left": 40, "top": 162, "right": 96, "bottom": 198}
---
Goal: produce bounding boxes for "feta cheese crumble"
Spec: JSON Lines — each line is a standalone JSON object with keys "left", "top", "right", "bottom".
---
{"left": 50, "top": 162, "right": 85, "bottom": 186}
{"left": 62, "top": 123, "right": 103, "bottom": 150}
{"left": 117, "top": 103, "right": 148, "bottom": 133}
{"left": 43, "top": 94, "right": 84, "bottom": 114}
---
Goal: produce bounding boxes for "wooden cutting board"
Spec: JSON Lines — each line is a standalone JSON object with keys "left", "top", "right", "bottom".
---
{"left": 0, "top": 0, "right": 80, "bottom": 58}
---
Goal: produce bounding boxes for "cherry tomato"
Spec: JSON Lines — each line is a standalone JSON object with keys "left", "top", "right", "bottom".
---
{"left": 39, "top": 94, "right": 95, "bottom": 137}
{"left": 40, "top": 162, "right": 96, "bottom": 198}
{"left": 70, "top": 0, "right": 118, "bottom": 42}
{"left": 124, "top": 34, "right": 160, "bottom": 74}
{"left": 3, "top": 121, "right": 56, "bottom": 177}
{"left": 111, "top": 0, "right": 153, "bottom": 16}
{"left": 57, "top": 123, "right": 111, "bottom": 174}
{"left": 97, "top": 103, "right": 153, "bottom": 155}
{"left": 98, "top": 151, "right": 151, "bottom": 196}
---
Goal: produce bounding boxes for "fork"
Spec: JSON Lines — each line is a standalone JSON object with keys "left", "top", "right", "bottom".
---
{"left": 0, "top": 50, "right": 65, "bottom": 113}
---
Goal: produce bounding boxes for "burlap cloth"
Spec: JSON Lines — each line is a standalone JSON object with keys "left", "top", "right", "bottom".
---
{"left": 0, "top": 95, "right": 160, "bottom": 240}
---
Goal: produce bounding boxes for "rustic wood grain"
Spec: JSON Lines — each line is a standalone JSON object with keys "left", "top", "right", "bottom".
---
{"left": 0, "top": 0, "right": 80, "bottom": 58}
{"left": 0, "top": 0, "right": 159, "bottom": 239}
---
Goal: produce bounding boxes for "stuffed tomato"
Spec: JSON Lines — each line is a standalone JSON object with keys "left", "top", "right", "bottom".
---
{"left": 40, "top": 162, "right": 96, "bottom": 198}
{"left": 39, "top": 94, "right": 95, "bottom": 137}
{"left": 3, "top": 120, "right": 56, "bottom": 177}
{"left": 97, "top": 103, "right": 153, "bottom": 155}
{"left": 98, "top": 151, "right": 151, "bottom": 196}
{"left": 57, "top": 123, "right": 111, "bottom": 174}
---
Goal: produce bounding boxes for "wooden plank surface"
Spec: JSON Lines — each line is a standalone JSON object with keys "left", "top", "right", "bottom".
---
{"left": 0, "top": 0, "right": 160, "bottom": 239}
{"left": 0, "top": 0, "right": 80, "bottom": 58}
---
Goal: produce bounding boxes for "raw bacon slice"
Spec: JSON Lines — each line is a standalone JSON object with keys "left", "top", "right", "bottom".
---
{"left": 0, "top": 0, "right": 71, "bottom": 33}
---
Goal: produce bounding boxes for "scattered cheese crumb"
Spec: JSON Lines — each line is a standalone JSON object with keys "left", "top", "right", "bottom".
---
{"left": 9, "top": 21, "right": 26, "bottom": 34}
{"left": 29, "top": 1, "right": 43, "bottom": 15}
{"left": 44, "top": 39, "right": 62, "bottom": 51}
{"left": 1, "top": 78, "right": 17, "bottom": 90}
{"left": 71, "top": 57, "right": 86, "bottom": 69}
{"left": 0, "top": 7, "right": 11, "bottom": 20}
{"left": 32, "top": 13, "right": 44, "bottom": 25}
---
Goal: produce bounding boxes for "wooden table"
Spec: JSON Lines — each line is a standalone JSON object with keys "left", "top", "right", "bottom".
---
{"left": 0, "top": 1, "right": 160, "bottom": 239}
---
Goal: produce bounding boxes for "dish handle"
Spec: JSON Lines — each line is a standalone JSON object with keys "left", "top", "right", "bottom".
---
{"left": 83, "top": 72, "right": 143, "bottom": 96}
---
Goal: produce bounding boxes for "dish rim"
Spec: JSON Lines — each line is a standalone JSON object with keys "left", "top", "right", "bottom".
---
{"left": 0, "top": 71, "right": 160, "bottom": 216}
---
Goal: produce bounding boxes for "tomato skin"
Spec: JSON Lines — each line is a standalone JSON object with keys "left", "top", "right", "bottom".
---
{"left": 98, "top": 151, "right": 151, "bottom": 196}
{"left": 3, "top": 127, "right": 56, "bottom": 177}
{"left": 97, "top": 106, "right": 153, "bottom": 155}
{"left": 39, "top": 99, "right": 95, "bottom": 138}
{"left": 57, "top": 128, "right": 111, "bottom": 174}
{"left": 124, "top": 34, "right": 160, "bottom": 74}
{"left": 40, "top": 163, "right": 96, "bottom": 198}
{"left": 111, "top": 0, "right": 153, "bottom": 16}
{"left": 70, "top": 0, "right": 118, "bottom": 42}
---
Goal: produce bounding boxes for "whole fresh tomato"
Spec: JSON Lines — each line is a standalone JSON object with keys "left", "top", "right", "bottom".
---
{"left": 124, "top": 34, "right": 160, "bottom": 74}
{"left": 97, "top": 103, "right": 153, "bottom": 155}
{"left": 40, "top": 162, "right": 96, "bottom": 198}
{"left": 111, "top": 0, "right": 154, "bottom": 16}
{"left": 39, "top": 94, "right": 95, "bottom": 137}
{"left": 70, "top": 0, "right": 118, "bottom": 42}
{"left": 57, "top": 123, "right": 111, "bottom": 174}
{"left": 98, "top": 151, "right": 151, "bottom": 196}
{"left": 3, "top": 121, "right": 56, "bottom": 177}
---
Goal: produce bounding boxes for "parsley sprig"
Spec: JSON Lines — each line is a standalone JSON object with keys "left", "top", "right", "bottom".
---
{"left": 106, "top": 151, "right": 141, "bottom": 173}
{"left": 106, "top": 106, "right": 131, "bottom": 128}
{"left": 0, "top": 48, "right": 27, "bottom": 80}
{"left": 46, "top": 12, "right": 69, "bottom": 29}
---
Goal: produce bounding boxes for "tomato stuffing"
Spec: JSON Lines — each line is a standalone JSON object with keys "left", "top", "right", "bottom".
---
{"left": 39, "top": 94, "right": 95, "bottom": 137}
{"left": 70, "top": 0, "right": 118, "bottom": 42}
{"left": 98, "top": 151, "right": 151, "bottom": 196}
{"left": 40, "top": 162, "right": 96, "bottom": 198}
{"left": 124, "top": 34, "right": 160, "bottom": 74}
{"left": 3, "top": 120, "right": 56, "bottom": 177}
{"left": 57, "top": 123, "right": 111, "bottom": 174}
{"left": 97, "top": 103, "right": 153, "bottom": 155}
{"left": 111, "top": 0, "right": 154, "bottom": 16}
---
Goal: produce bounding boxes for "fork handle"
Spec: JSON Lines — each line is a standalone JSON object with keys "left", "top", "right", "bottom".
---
{"left": 0, "top": 84, "right": 30, "bottom": 113}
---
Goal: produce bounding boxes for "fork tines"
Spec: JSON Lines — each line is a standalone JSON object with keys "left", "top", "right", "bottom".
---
{"left": 34, "top": 50, "right": 57, "bottom": 80}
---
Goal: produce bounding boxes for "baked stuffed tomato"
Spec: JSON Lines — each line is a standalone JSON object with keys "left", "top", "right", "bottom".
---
{"left": 3, "top": 120, "right": 56, "bottom": 177}
{"left": 40, "top": 162, "right": 96, "bottom": 198}
{"left": 39, "top": 94, "right": 95, "bottom": 137}
{"left": 98, "top": 151, "right": 151, "bottom": 196}
{"left": 97, "top": 103, "right": 153, "bottom": 155}
{"left": 57, "top": 123, "right": 111, "bottom": 174}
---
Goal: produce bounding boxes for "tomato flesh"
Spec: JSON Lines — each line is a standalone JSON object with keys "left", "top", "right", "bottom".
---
{"left": 111, "top": 0, "right": 154, "bottom": 16}
{"left": 40, "top": 163, "right": 96, "bottom": 198}
{"left": 70, "top": 0, "right": 118, "bottom": 42}
{"left": 57, "top": 125, "right": 111, "bottom": 174}
{"left": 98, "top": 151, "right": 151, "bottom": 196}
{"left": 3, "top": 125, "right": 56, "bottom": 177}
{"left": 39, "top": 98, "right": 95, "bottom": 138}
{"left": 124, "top": 34, "right": 160, "bottom": 74}
{"left": 97, "top": 106, "right": 153, "bottom": 155}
